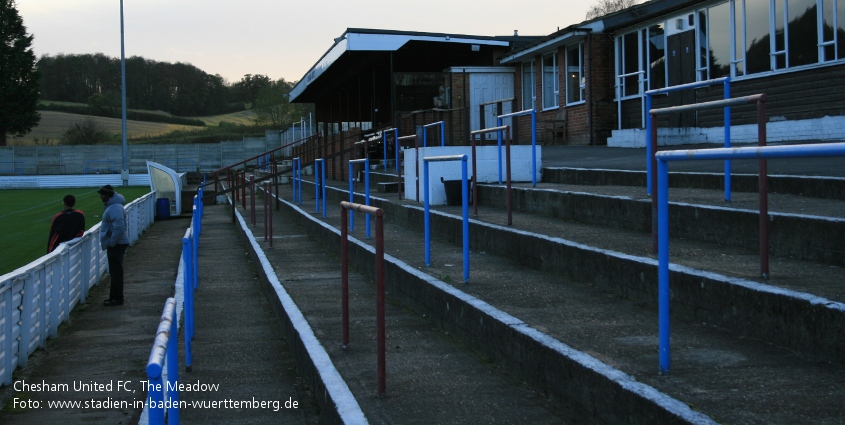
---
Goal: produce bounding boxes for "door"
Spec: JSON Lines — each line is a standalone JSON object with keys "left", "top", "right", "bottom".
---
{"left": 470, "top": 73, "right": 514, "bottom": 140}
{"left": 667, "top": 28, "right": 697, "bottom": 127}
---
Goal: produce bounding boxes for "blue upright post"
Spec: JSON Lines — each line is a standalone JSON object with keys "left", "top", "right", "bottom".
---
{"left": 496, "top": 117, "right": 504, "bottom": 184}
{"left": 394, "top": 128, "right": 400, "bottom": 174}
{"left": 460, "top": 156, "right": 469, "bottom": 283}
{"left": 147, "top": 366, "right": 164, "bottom": 425}
{"left": 424, "top": 160, "right": 431, "bottom": 267}
{"left": 166, "top": 306, "right": 179, "bottom": 424}
{"left": 657, "top": 158, "right": 671, "bottom": 375}
{"left": 531, "top": 110, "right": 537, "bottom": 187}
{"left": 724, "top": 78, "right": 732, "bottom": 202}
{"left": 182, "top": 231, "right": 193, "bottom": 372}
{"left": 440, "top": 122, "right": 445, "bottom": 147}
{"left": 365, "top": 158, "right": 371, "bottom": 239}
{"left": 646, "top": 94, "right": 653, "bottom": 195}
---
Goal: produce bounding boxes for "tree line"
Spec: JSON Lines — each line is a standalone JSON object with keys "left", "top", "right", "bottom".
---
{"left": 37, "top": 53, "right": 280, "bottom": 117}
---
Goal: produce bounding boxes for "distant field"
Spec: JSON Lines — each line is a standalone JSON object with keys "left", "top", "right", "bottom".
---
{"left": 200, "top": 110, "right": 257, "bottom": 126}
{"left": 0, "top": 187, "right": 151, "bottom": 276}
{"left": 11, "top": 106, "right": 257, "bottom": 145}
{"left": 13, "top": 111, "right": 205, "bottom": 145}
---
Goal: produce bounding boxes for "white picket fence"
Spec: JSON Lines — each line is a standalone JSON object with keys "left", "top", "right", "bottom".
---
{"left": 0, "top": 191, "right": 157, "bottom": 385}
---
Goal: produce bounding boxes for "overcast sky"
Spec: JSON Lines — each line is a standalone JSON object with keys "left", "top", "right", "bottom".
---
{"left": 17, "top": 0, "right": 591, "bottom": 85}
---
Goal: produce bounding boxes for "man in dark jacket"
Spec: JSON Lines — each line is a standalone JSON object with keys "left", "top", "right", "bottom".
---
{"left": 47, "top": 194, "right": 85, "bottom": 253}
{"left": 98, "top": 185, "right": 130, "bottom": 306}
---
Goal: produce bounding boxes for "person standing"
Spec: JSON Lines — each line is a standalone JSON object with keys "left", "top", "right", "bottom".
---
{"left": 47, "top": 194, "right": 85, "bottom": 253}
{"left": 98, "top": 185, "right": 130, "bottom": 307}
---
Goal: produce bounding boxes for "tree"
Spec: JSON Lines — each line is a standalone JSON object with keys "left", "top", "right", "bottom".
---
{"left": 0, "top": 0, "right": 41, "bottom": 146}
{"left": 252, "top": 78, "right": 315, "bottom": 129}
{"left": 252, "top": 79, "right": 291, "bottom": 128}
{"left": 233, "top": 74, "right": 272, "bottom": 106}
{"left": 586, "top": 0, "right": 641, "bottom": 20}
{"left": 61, "top": 117, "right": 116, "bottom": 145}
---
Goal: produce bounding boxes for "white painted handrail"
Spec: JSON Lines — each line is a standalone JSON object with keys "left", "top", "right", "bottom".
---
{"left": 0, "top": 191, "right": 157, "bottom": 385}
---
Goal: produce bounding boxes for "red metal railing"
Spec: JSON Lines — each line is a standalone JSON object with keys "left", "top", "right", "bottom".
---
{"left": 340, "top": 201, "right": 386, "bottom": 395}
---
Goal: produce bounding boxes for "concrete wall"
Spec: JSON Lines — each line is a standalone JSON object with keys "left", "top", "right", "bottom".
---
{"left": 402, "top": 145, "right": 542, "bottom": 204}
{"left": 0, "top": 132, "right": 285, "bottom": 176}
{"left": 607, "top": 116, "right": 845, "bottom": 148}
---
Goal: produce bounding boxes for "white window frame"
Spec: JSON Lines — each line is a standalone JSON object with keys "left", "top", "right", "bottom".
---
{"left": 565, "top": 43, "right": 586, "bottom": 106}
{"left": 522, "top": 60, "right": 536, "bottom": 110}
{"left": 541, "top": 52, "right": 559, "bottom": 110}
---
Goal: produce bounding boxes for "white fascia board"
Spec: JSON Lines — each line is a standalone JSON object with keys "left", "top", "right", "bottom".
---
{"left": 346, "top": 32, "right": 510, "bottom": 51}
{"left": 500, "top": 30, "right": 590, "bottom": 64}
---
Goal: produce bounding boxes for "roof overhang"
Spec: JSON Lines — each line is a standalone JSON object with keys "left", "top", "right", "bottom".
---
{"left": 290, "top": 28, "right": 513, "bottom": 102}
{"left": 499, "top": 29, "right": 591, "bottom": 64}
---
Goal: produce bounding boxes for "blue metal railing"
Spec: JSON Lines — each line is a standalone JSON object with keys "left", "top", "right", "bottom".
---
{"left": 146, "top": 297, "right": 180, "bottom": 425}
{"left": 645, "top": 77, "right": 732, "bottom": 199}
{"left": 655, "top": 142, "right": 845, "bottom": 375}
{"left": 423, "top": 154, "right": 470, "bottom": 283}
{"left": 314, "top": 158, "right": 327, "bottom": 218}
{"left": 292, "top": 157, "right": 302, "bottom": 204}
{"left": 382, "top": 128, "right": 400, "bottom": 172}
{"left": 497, "top": 109, "right": 537, "bottom": 187}
{"left": 422, "top": 121, "right": 446, "bottom": 148}
{"left": 144, "top": 183, "right": 203, "bottom": 423}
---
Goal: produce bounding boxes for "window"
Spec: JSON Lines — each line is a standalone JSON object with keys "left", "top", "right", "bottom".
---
{"left": 542, "top": 53, "right": 559, "bottom": 109}
{"left": 616, "top": 25, "right": 664, "bottom": 98}
{"left": 699, "top": 4, "right": 732, "bottom": 79}
{"left": 647, "top": 24, "right": 666, "bottom": 90}
{"left": 633, "top": 0, "right": 845, "bottom": 85}
{"left": 618, "top": 31, "right": 641, "bottom": 97}
{"left": 821, "top": 0, "right": 845, "bottom": 61}
{"left": 522, "top": 60, "right": 535, "bottom": 110}
{"left": 566, "top": 44, "right": 585, "bottom": 104}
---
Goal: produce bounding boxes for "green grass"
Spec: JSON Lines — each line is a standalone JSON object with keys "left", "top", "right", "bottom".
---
{"left": 0, "top": 187, "right": 152, "bottom": 276}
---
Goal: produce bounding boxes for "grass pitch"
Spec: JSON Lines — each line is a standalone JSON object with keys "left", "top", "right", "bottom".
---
{"left": 0, "top": 187, "right": 151, "bottom": 276}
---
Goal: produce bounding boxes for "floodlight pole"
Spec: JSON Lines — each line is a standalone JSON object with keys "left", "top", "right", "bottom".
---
{"left": 120, "top": 0, "right": 129, "bottom": 187}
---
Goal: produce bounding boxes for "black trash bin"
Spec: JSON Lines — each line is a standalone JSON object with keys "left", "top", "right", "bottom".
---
{"left": 441, "top": 177, "right": 472, "bottom": 206}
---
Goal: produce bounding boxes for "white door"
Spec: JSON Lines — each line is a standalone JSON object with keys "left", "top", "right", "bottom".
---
{"left": 470, "top": 73, "right": 514, "bottom": 140}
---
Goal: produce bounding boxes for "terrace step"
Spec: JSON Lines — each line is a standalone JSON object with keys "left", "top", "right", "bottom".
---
{"left": 240, "top": 172, "right": 845, "bottom": 424}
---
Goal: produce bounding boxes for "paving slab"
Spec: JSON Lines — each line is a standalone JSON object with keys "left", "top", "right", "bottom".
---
{"left": 0, "top": 217, "right": 186, "bottom": 424}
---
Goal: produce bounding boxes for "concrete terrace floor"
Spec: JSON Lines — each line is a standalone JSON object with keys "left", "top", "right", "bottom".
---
{"left": 251, "top": 167, "right": 845, "bottom": 424}
{"left": 0, "top": 141, "right": 842, "bottom": 424}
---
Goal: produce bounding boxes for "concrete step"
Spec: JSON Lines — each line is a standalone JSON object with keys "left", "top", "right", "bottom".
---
{"left": 235, "top": 179, "right": 845, "bottom": 424}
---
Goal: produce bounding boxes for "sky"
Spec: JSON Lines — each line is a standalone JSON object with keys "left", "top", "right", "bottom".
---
{"left": 16, "top": 0, "right": 592, "bottom": 85}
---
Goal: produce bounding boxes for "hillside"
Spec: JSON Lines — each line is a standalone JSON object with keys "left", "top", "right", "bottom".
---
{"left": 10, "top": 109, "right": 257, "bottom": 146}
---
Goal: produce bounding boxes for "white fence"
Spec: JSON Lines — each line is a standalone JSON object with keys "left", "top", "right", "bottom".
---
{"left": 0, "top": 191, "right": 157, "bottom": 385}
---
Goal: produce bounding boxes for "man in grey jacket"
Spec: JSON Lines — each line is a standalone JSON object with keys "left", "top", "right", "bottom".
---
{"left": 98, "top": 185, "right": 130, "bottom": 306}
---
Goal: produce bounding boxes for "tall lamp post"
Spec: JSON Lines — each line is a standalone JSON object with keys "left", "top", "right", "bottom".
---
{"left": 120, "top": 0, "right": 128, "bottom": 187}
